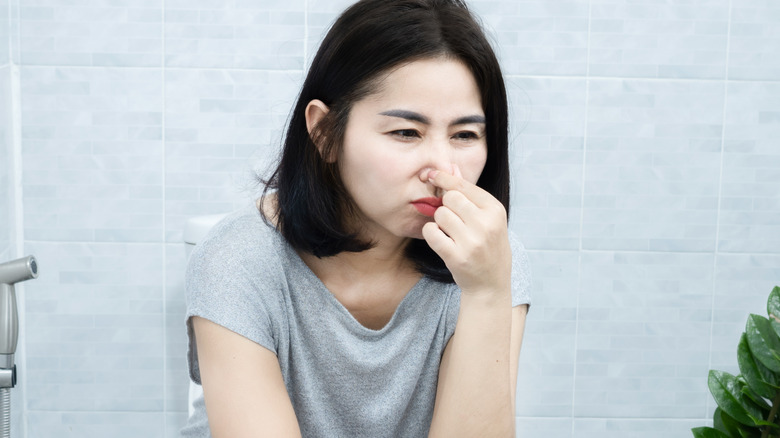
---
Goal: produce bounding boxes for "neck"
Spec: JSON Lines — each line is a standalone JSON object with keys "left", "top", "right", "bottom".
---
{"left": 301, "top": 234, "right": 414, "bottom": 283}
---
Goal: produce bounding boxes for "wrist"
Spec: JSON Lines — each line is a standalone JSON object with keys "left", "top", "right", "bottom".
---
{"left": 459, "top": 285, "right": 511, "bottom": 308}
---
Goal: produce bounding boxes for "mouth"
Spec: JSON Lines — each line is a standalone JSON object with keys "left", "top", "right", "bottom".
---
{"left": 410, "top": 197, "right": 443, "bottom": 218}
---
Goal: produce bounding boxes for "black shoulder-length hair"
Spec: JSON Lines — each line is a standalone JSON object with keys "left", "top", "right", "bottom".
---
{"left": 262, "top": 0, "right": 510, "bottom": 284}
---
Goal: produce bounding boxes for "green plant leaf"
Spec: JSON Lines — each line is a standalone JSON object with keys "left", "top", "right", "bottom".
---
{"left": 692, "top": 427, "right": 732, "bottom": 438}
{"left": 739, "top": 332, "right": 780, "bottom": 400}
{"left": 715, "top": 407, "right": 745, "bottom": 437}
{"left": 709, "top": 370, "right": 766, "bottom": 427}
{"left": 767, "top": 286, "right": 780, "bottom": 320}
{"left": 746, "top": 314, "right": 780, "bottom": 372}
{"left": 714, "top": 408, "right": 730, "bottom": 435}
{"left": 741, "top": 383, "right": 771, "bottom": 412}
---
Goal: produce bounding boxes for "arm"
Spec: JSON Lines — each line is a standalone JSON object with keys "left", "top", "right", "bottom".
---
{"left": 510, "top": 305, "right": 529, "bottom": 413}
{"left": 428, "top": 302, "right": 527, "bottom": 438}
{"left": 192, "top": 316, "right": 302, "bottom": 438}
{"left": 422, "top": 169, "right": 528, "bottom": 437}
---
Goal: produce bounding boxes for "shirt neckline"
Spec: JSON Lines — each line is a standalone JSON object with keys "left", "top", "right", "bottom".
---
{"left": 251, "top": 205, "right": 430, "bottom": 335}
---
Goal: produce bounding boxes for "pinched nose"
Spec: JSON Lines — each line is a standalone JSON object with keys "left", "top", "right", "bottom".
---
{"left": 419, "top": 163, "right": 459, "bottom": 183}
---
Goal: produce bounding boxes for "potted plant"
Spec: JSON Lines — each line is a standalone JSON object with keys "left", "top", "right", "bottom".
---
{"left": 694, "top": 286, "right": 780, "bottom": 438}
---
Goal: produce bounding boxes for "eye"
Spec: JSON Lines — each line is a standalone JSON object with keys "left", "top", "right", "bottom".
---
{"left": 452, "top": 131, "right": 481, "bottom": 141}
{"left": 390, "top": 129, "right": 421, "bottom": 140}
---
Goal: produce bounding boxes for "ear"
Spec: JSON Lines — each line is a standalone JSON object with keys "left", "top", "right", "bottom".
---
{"left": 305, "top": 99, "right": 332, "bottom": 160}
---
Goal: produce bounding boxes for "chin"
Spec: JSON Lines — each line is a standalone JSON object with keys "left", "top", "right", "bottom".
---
{"left": 401, "top": 219, "right": 431, "bottom": 240}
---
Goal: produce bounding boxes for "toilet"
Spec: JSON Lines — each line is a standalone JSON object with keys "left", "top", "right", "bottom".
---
{"left": 183, "top": 212, "right": 229, "bottom": 417}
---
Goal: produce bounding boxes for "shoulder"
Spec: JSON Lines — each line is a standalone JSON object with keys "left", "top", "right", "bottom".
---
{"left": 186, "top": 204, "right": 286, "bottom": 299}
{"left": 190, "top": 204, "right": 279, "bottom": 269}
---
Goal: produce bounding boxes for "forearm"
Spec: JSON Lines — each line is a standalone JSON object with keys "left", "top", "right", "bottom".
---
{"left": 429, "top": 289, "right": 514, "bottom": 438}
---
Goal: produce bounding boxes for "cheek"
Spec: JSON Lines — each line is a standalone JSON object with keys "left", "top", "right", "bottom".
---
{"left": 458, "top": 146, "right": 488, "bottom": 184}
{"left": 339, "top": 138, "right": 405, "bottom": 187}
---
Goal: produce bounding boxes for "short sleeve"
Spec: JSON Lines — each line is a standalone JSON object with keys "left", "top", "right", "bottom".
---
{"left": 509, "top": 232, "right": 532, "bottom": 308}
{"left": 184, "top": 213, "right": 282, "bottom": 384}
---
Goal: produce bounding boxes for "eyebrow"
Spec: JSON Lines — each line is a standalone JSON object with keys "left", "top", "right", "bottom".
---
{"left": 379, "top": 110, "right": 486, "bottom": 126}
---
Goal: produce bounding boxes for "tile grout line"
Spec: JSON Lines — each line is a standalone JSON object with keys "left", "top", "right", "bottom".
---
{"left": 11, "top": 65, "right": 780, "bottom": 85}
{"left": 571, "top": 0, "right": 594, "bottom": 431}
{"left": 8, "top": 0, "right": 28, "bottom": 434}
{"left": 4, "top": 0, "right": 10, "bottom": 69}
{"left": 304, "top": 0, "right": 309, "bottom": 70}
{"left": 161, "top": 0, "right": 168, "bottom": 433}
{"left": 705, "top": 0, "right": 733, "bottom": 419}
{"left": 17, "top": 64, "right": 305, "bottom": 74}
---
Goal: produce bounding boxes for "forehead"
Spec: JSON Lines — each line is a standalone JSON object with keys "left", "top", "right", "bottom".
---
{"left": 357, "top": 58, "right": 484, "bottom": 116}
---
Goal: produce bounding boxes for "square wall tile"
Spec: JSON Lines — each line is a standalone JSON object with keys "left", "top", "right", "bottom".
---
{"left": 472, "top": 0, "right": 590, "bottom": 76}
{"left": 516, "top": 417, "right": 572, "bottom": 438}
{"left": 572, "top": 418, "right": 709, "bottom": 438}
{"left": 0, "top": 66, "right": 13, "bottom": 258}
{"left": 589, "top": 0, "right": 730, "bottom": 79}
{"left": 516, "top": 251, "right": 579, "bottom": 417}
{"left": 0, "top": 0, "right": 9, "bottom": 66}
{"left": 23, "top": 241, "right": 164, "bottom": 412}
{"left": 19, "top": 0, "right": 162, "bottom": 67}
{"left": 164, "top": 68, "right": 300, "bottom": 242}
{"left": 21, "top": 66, "right": 163, "bottom": 243}
{"left": 27, "top": 411, "right": 163, "bottom": 438}
{"left": 728, "top": 0, "right": 780, "bottom": 81}
{"left": 9, "top": 0, "right": 19, "bottom": 66}
{"left": 165, "top": 0, "right": 305, "bottom": 70}
{"left": 508, "top": 77, "right": 586, "bottom": 250}
{"left": 582, "top": 79, "right": 724, "bottom": 252}
{"left": 305, "top": 0, "right": 352, "bottom": 67}
{"left": 719, "top": 82, "right": 780, "bottom": 253}
{"left": 574, "top": 251, "right": 714, "bottom": 418}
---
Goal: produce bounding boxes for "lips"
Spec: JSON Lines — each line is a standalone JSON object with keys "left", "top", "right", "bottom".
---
{"left": 411, "top": 197, "right": 443, "bottom": 218}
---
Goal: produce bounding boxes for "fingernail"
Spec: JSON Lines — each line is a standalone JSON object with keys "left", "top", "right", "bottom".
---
{"left": 428, "top": 169, "right": 439, "bottom": 180}
{"left": 453, "top": 163, "right": 462, "bottom": 178}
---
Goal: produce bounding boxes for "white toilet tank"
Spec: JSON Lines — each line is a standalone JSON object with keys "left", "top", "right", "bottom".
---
{"left": 183, "top": 213, "right": 230, "bottom": 259}
{"left": 183, "top": 212, "right": 229, "bottom": 417}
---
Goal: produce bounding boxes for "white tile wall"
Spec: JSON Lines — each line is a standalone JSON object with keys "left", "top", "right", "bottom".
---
{"left": 27, "top": 411, "right": 164, "bottom": 438}
{"left": 21, "top": 67, "right": 164, "bottom": 243}
{"left": 0, "top": 4, "right": 25, "bottom": 435}
{"left": 164, "top": 0, "right": 305, "bottom": 70}
{"left": 19, "top": 0, "right": 163, "bottom": 67}
{"left": 507, "top": 77, "right": 586, "bottom": 250}
{"left": 0, "top": 64, "right": 12, "bottom": 263}
{"left": 588, "top": 0, "right": 730, "bottom": 79}
{"left": 583, "top": 79, "right": 724, "bottom": 252}
{"left": 0, "top": 0, "right": 777, "bottom": 437}
{"left": 574, "top": 252, "right": 713, "bottom": 419}
{"left": 163, "top": 67, "right": 300, "bottom": 242}
{"left": 23, "top": 242, "right": 165, "bottom": 413}
{"left": 0, "top": 0, "right": 9, "bottom": 68}
{"left": 516, "top": 251, "right": 579, "bottom": 417}
{"left": 728, "top": 0, "right": 780, "bottom": 81}
{"left": 472, "top": 0, "right": 591, "bottom": 77}
{"left": 720, "top": 82, "right": 780, "bottom": 253}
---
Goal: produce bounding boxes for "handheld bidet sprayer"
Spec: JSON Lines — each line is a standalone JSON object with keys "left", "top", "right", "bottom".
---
{"left": 0, "top": 256, "right": 38, "bottom": 438}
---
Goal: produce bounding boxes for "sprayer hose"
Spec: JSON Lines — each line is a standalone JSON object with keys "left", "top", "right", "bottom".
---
{"left": 0, "top": 388, "right": 9, "bottom": 438}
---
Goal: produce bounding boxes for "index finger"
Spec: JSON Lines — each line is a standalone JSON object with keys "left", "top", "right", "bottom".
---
{"left": 427, "top": 169, "right": 495, "bottom": 209}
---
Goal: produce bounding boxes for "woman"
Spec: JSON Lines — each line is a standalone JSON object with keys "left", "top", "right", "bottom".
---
{"left": 182, "top": 0, "right": 531, "bottom": 436}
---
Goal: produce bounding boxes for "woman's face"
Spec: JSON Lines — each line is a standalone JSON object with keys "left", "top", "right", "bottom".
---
{"left": 335, "top": 57, "right": 488, "bottom": 243}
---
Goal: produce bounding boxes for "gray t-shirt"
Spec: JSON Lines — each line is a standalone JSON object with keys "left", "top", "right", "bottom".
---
{"left": 181, "top": 204, "right": 531, "bottom": 437}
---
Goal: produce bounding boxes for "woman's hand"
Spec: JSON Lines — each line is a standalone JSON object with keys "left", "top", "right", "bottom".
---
{"left": 421, "top": 166, "right": 511, "bottom": 295}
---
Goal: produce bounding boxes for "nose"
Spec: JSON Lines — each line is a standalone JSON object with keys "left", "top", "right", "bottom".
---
{"left": 422, "top": 136, "right": 455, "bottom": 176}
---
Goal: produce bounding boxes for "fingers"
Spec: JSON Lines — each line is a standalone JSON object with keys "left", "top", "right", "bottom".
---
{"left": 421, "top": 221, "right": 457, "bottom": 261}
{"left": 426, "top": 168, "right": 494, "bottom": 209}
